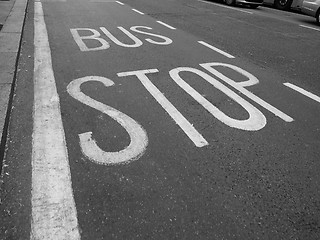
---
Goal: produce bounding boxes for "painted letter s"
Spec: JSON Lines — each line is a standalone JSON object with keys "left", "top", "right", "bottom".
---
{"left": 67, "top": 76, "right": 148, "bottom": 165}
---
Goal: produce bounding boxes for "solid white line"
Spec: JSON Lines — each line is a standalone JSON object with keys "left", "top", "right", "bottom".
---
{"left": 32, "top": 2, "right": 80, "bottom": 240}
{"left": 299, "top": 24, "right": 320, "bottom": 32}
{"left": 197, "top": 0, "right": 253, "bottom": 14}
{"left": 132, "top": 8, "right": 145, "bottom": 15}
{"left": 116, "top": 1, "right": 124, "bottom": 5}
{"left": 156, "top": 21, "right": 176, "bottom": 30}
{"left": 284, "top": 82, "right": 320, "bottom": 103}
{"left": 198, "top": 41, "right": 235, "bottom": 59}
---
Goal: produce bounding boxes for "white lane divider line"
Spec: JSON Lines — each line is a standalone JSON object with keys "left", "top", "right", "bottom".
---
{"left": 132, "top": 9, "right": 145, "bottom": 15}
{"left": 156, "top": 21, "right": 176, "bottom": 30}
{"left": 299, "top": 24, "right": 320, "bottom": 32}
{"left": 198, "top": 41, "right": 235, "bottom": 59}
{"left": 32, "top": 2, "right": 80, "bottom": 240}
{"left": 197, "top": 0, "right": 253, "bottom": 14}
{"left": 116, "top": 1, "right": 124, "bottom": 5}
{"left": 284, "top": 82, "right": 320, "bottom": 104}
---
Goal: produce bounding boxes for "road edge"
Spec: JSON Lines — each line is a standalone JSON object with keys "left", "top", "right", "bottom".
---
{"left": 0, "top": 0, "right": 28, "bottom": 174}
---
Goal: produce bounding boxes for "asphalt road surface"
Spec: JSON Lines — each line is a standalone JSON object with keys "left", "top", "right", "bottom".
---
{"left": 1, "top": 0, "right": 320, "bottom": 239}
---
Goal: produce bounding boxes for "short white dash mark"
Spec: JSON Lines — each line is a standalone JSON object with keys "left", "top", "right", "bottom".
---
{"left": 132, "top": 9, "right": 145, "bottom": 15}
{"left": 116, "top": 1, "right": 124, "bottom": 5}
{"left": 156, "top": 21, "right": 176, "bottom": 30}
{"left": 284, "top": 82, "right": 320, "bottom": 104}
{"left": 198, "top": 41, "right": 235, "bottom": 59}
{"left": 299, "top": 25, "right": 320, "bottom": 32}
{"left": 197, "top": 0, "right": 253, "bottom": 14}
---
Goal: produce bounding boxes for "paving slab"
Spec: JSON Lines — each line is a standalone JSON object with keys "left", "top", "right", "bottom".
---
{"left": 2, "top": 8, "right": 25, "bottom": 32}
{"left": 0, "top": 32, "right": 21, "bottom": 52}
{"left": 0, "top": 84, "right": 11, "bottom": 138}
{"left": 0, "top": 0, "right": 27, "bottom": 167}
{"left": 0, "top": 52, "right": 17, "bottom": 84}
{"left": 0, "top": 1, "right": 14, "bottom": 26}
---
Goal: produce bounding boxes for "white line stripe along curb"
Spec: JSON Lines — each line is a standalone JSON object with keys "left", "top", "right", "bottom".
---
{"left": 31, "top": 2, "right": 80, "bottom": 239}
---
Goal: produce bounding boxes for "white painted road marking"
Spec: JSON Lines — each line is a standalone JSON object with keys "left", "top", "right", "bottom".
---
{"left": 197, "top": 0, "right": 253, "bottom": 14}
{"left": 299, "top": 25, "right": 320, "bottom": 32}
{"left": 157, "top": 21, "right": 176, "bottom": 30}
{"left": 32, "top": 2, "right": 80, "bottom": 239}
{"left": 132, "top": 8, "right": 145, "bottom": 15}
{"left": 198, "top": 41, "right": 235, "bottom": 59}
{"left": 169, "top": 67, "right": 267, "bottom": 131}
{"left": 67, "top": 76, "right": 148, "bottom": 165}
{"left": 130, "top": 26, "right": 173, "bottom": 45}
{"left": 284, "top": 82, "right": 320, "bottom": 104}
{"left": 71, "top": 26, "right": 173, "bottom": 51}
{"left": 201, "top": 63, "right": 294, "bottom": 122}
{"left": 70, "top": 28, "right": 110, "bottom": 51}
{"left": 100, "top": 26, "right": 143, "bottom": 47}
{"left": 117, "top": 69, "right": 209, "bottom": 147}
{"left": 116, "top": 1, "right": 124, "bottom": 5}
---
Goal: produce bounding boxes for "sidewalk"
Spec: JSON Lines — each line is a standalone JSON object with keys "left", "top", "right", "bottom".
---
{"left": 0, "top": 0, "right": 28, "bottom": 168}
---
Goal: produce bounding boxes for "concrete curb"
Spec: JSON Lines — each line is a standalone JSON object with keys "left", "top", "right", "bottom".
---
{"left": 0, "top": 0, "right": 28, "bottom": 166}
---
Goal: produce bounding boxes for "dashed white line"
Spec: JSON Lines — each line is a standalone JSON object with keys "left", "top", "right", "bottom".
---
{"left": 132, "top": 8, "right": 145, "bottom": 15}
{"left": 32, "top": 2, "right": 80, "bottom": 239}
{"left": 198, "top": 41, "right": 235, "bottom": 59}
{"left": 284, "top": 82, "right": 320, "bottom": 104}
{"left": 156, "top": 21, "right": 176, "bottom": 30}
{"left": 299, "top": 24, "right": 320, "bottom": 32}
{"left": 197, "top": 0, "right": 253, "bottom": 14}
{"left": 116, "top": 1, "right": 124, "bottom": 5}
